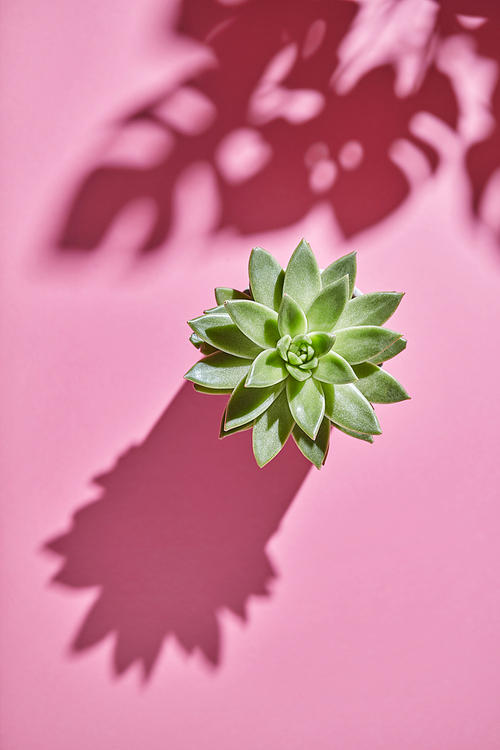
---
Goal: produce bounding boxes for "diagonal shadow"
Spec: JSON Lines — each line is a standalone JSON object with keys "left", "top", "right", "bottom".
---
{"left": 45, "top": 382, "right": 311, "bottom": 679}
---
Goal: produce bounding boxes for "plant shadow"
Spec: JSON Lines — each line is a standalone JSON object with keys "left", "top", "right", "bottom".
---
{"left": 45, "top": 382, "right": 311, "bottom": 679}
{"left": 56, "top": 0, "right": 466, "bottom": 258}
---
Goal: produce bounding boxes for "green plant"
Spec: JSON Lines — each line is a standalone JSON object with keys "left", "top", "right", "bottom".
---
{"left": 184, "top": 239, "right": 409, "bottom": 468}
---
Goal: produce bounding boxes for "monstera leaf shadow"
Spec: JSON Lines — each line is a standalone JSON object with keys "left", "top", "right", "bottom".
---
{"left": 45, "top": 382, "right": 311, "bottom": 680}
{"left": 57, "top": 0, "right": 466, "bottom": 257}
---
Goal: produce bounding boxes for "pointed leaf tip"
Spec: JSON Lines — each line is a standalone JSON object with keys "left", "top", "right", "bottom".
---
{"left": 286, "top": 376, "right": 325, "bottom": 439}
{"left": 249, "top": 246, "right": 284, "bottom": 312}
{"left": 324, "top": 382, "right": 382, "bottom": 435}
{"left": 292, "top": 417, "right": 330, "bottom": 469}
{"left": 185, "top": 351, "right": 253, "bottom": 390}
{"left": 333, "top": 326, "right": 402, "bottom": 365}
{"left": 252, "top": 389, "right": 294, "bottom": 466}
{"left": 189, "top": 312, "right": 263, "bottom": 359}
{"left": 321, "top": 251, "right": 357, "bottom": 297}
{"left": 336, "top": 291, "right": 404, "bottom": 329}
{"left": 225, "top": 377, "right": 285, "bottom": 431}
{"left": 215, "top": 287, "right": 251, "bottom": 305}
{"left": 352, "top": 363, "right": 410, "bottom": 403}
{"left": 306, "top": 276, "right": 349, "bottom": 332}
{"left": 283, "top": 239, "right": 321, "bottom": 311}
{"left": 366, "top": 337, "right": 407, "bottom": 364}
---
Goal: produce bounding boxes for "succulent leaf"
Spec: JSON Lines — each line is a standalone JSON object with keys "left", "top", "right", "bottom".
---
{"left": 333, "top": 423, "right": 375, "bottom": 443}
{"left": 246, "top": 348, "right": 288, "bottom": 387}
{"left": 288, "top": 351, "right": 302, "bottom": 366}
{"left": 314, "top": 351, "right": 358, "bottom": 384}
{"left": 225, "top": 378, "right": 284, "bottom": 431}
{"left": 252, "top": 389, "right": 295, "bottom": 467}
{"left": 352, "top": 363, "right": 410, "bottom": 403}
{"left": 215, "top": 287, "right": 251, "bottom": 305}
{"left": 277, "top": 334, "right": 292, "bottom": 360}
{"left": 366, "top": 337, "right": 407, "bottom": 364}
{"left": 308, "top": 331, "right": 336, "bottom": 358}
{"left": 306, "top": 276, "right": 349, "bottom": 332}
{"left": 203, "top": 304, "right": 227, "bottom": 315}
{"left": 285, "top": 363, "right": 311, "bottom": 381}
{"left": 321, "top": 251, "right": 357, "bottom": 298}
{"left": 248, "top": 246, "right": 284, "bottom": 312}
{"left": 323, "top": 382, "right": 382, "bottom": 435}
{"left": 335, "top": 292, "right": 404, "bottom": 328}
{"left": 283, "top": 238, "right": 321, "bottom": 311}
{"left": 189, "top": 332, "right": 207, "bottom": 349}
{"left": 219, "top": 407, "right": 254, "bottom": 438}
{"left": 189, "top": 312, "right": 263, "bottom": 359}
{"left": 224, "top": 300, "right": 280, "bottom": 350}
{"left": 286, "top": 376, "right": 325, "bottom": 439}
{"left": 193, "top": 384, "right": 233, "bottom": 395}
{"left": 300, "top": 356, "right": 318, "bottom": 370}
{"left": 185, "top": 351, "right": 253, "bottom": 389}
{"left": 278, "top": 293, "right": 308, "bottom": 338}
{"left": 292, "top": 417, "right": 331, "bottom": 469}
{"left": 333, "top": 326, "right": 402, "bottom": 365}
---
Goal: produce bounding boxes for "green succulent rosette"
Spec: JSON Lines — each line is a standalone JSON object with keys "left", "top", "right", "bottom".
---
{"left": 184, "top": 239, "right": 409, "bottom": 468}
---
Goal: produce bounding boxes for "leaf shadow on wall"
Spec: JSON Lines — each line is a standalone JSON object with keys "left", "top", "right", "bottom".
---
{"left": 45, "top": 383, "right": 311, "bottom": 680}
{"left": 56, "top": 0, "right": 464, "bottom": 258}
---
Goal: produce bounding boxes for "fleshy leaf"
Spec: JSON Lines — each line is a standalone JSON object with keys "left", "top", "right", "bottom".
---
{"left": 335, "top": 292, "right": 404, "bottom": 328}
{"left": 219, "top": 407, "right": 254, "bottom": 438}
{"left": 193, "top": 384, "right": 233, "bottom": 395}
{"left": 252, "top": 389, "right": 295, "bottom": 467}
{"left": 300, "top": 356, "right": 318, "bottom": 370}
{"left": 189, "top": 312, "right": 263, "bottom": 359}
{"left": 333, "top": 326, "right": 402, "bottom": 365}
{"left": 352, "top": 363, "right": 410, "bottom": 403}
{"left": 278, "top": 293, "right": 308, "bottom": 338}
{"left": 323, "top": 382, "right": 381, "bottom": 435}
{"left": 321, "top": 251, "right": 357, "bottom": 298}
{"left": 189, "top": 332, "right": 205, "bottom": 349}
{"left": 215, "top": 287, "right": 251, "bottom": 305}
{"left": 203, "top": 304, "right": 227, "bottom": 315}
{"left": 309, "top": 331, "right": 336, "bottom": 358}
{"left": 292, "top": 417, "right": 331, "bottom": 469}
{"left": 288, "top": 352, "right": 302, "bottom": 365}
{"left": 285, "top": 363, "right": 311, "bottom": 381}
{"left": 248, "top": 246, "right": 284, "bottom": 312}
{"left": 333, "top": 423, "right": 374, "bottom": 443}
{"left": 246, "top": 348, "right": 288, "bottom": 387}
{"left": 277, "top": 334, "right": 291, "bottom": 360}
{"left": 291, "top": 333, "right": 312, "bottom": 345}
{"left": 185, "top": 352, "right": 253, "bottom": 389}
{"left": 306, "top": 276, "right": 349, "bottom": 332}
{"left": 366, "top": 337, "right": 407, "bottom": 364}
{"left": 224, "top": 300, "right": 280, "bottom": 349}
{"left": 225, "top": 378, "right": 284, "bottom": 431}
{"left": 283, "top": 239, "right": 321, "bottom": 311}
{"left": 286, "top": 376, "right": 325, "bottom": 439}
{"left": 190, "top": 332, "right": 218, "bottom": 355}
{"left": 313, "top": 351, "right": 357, "bottom": 384}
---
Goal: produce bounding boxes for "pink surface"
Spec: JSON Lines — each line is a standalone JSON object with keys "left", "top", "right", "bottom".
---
{"left": 2, "top": 2, "right": 500, "bottom": 749}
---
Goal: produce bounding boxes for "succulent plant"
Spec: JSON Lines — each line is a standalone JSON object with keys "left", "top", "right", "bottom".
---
{"left": 184, "top": 239, "right": 409, "bottom": 468}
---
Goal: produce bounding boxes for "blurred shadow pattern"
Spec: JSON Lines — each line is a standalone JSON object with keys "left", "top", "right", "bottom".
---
{"left": 45, "top": 383, "right": 311, "bottom": 679}
{"left": 57, "top": 0, "right": 500, "bottom": 257}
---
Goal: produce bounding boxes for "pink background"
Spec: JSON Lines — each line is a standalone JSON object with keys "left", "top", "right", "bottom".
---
{"left": 2, "top": 1, "right": 500, "bottom": 748}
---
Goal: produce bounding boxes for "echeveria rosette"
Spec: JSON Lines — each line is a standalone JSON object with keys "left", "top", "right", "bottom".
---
{"left": 184, "top": 239, "right": 410, "bottom": 468}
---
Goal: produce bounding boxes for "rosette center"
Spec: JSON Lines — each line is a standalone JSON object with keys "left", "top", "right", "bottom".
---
{"left": 277, "top": 334, "right": 319, "bottom": 372}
